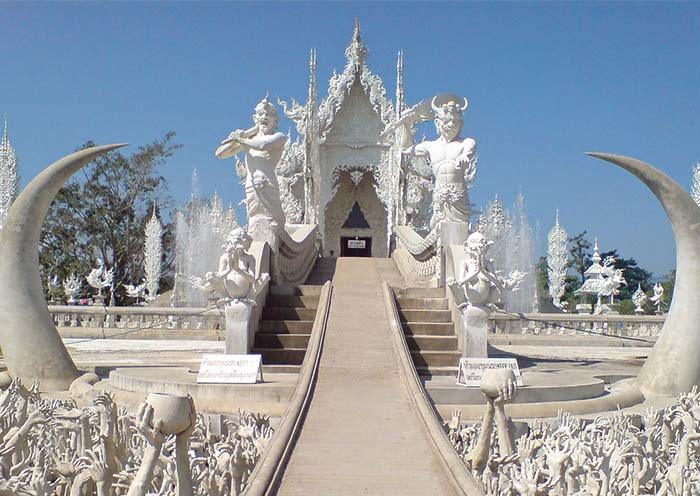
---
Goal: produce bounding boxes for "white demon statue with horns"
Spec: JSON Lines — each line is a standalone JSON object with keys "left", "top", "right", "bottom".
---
{"left": 395, "top": 93, "right": 478, "bottom": 229}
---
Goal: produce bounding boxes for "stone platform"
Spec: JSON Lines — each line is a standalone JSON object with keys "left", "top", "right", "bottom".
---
{"left": 424, "top": 370, "right": 609, "bottom": 405}
{"left": 109, "top": 366, "right": 296, "bottom": 416}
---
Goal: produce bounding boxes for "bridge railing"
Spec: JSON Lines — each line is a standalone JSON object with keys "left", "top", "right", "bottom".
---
{"left": 489, "top": 312, "right": 665, "bottom": 338}
{"left": 49, "top": 305, "right": 222, "bottom": 331}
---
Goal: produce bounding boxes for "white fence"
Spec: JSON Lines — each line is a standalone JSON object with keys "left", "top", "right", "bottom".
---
{"left": 49, "top": 305, "right": 222, "bottom": 331}
{"left": 490, "top": 312, "right": 665, "bottom": 338}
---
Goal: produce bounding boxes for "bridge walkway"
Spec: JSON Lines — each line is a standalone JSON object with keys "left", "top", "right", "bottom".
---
{"left": 274, "top": 257, "right": 459, "bottom": 495}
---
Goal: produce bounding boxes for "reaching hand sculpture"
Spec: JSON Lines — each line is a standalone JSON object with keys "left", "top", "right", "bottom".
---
{"left": 0, "top": 383, "right": 274, "bottom": 496}
{"left": 464, "top": 368, "right": 518, "bottom": 475}
{"left": 397, "top": 94, "right": 478, "bottom": 229}
{"left": 445, "top": 386, "right": 700, "bottom": 494}
{"left": 215, "top": 97, "right": 287, "bottom": 237}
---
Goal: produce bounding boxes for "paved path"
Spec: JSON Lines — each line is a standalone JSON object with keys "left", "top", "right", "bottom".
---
{"left": 275, "top": 258, "right": 457, "bottom": 495}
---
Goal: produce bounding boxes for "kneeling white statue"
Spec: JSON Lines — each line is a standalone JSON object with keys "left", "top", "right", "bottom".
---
{"left": 447, "top": 232, "right": 524, "bottom": 357}
{"left": 191, "top": 228, "right": 268, "bottom": 306}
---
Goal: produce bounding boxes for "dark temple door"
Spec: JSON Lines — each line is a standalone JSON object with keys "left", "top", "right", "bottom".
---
{"left": 341, "top": 237, "right": 372, "bottom": 257}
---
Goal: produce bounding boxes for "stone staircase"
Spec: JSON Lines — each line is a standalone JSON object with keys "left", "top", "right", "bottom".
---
{"left": 395, "top": 287, "right": 460, "bottom": 377}
{"left": 251, "top": 285, "right": 321, "bottom": 372}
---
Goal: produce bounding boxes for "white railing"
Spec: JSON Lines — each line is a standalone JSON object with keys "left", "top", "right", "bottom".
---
{"left": 49, "top": 305, "right": 223, "bottom": 331}
{"left": 393, "top": 225, "right": 442, "bottom": 287}
{"left": 490, "top": 312, "right": 665, "bottom": 338}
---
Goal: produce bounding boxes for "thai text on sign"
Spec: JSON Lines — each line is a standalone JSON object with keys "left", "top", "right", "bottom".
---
{"left": 197, "top": 354, "right": 263, "bottom": 384}
{"left": 456, "top": 358, "right": 523, "bottom": 387}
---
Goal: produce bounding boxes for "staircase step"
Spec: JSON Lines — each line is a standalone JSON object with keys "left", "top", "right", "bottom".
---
{"left": 396, "top": 297, "right": 449, "bottom": 310}
{"left": 253, "top": 348, "right": 307, "bottom": 366}
{"left": 267, "top": 295, "right": 319, "bottom": 309}
{"left": 405, "top": 335, "right": 458, "bottom": 351}
{"left": 254, "top": 333, "right": 310, "bottom": 349}
{"left": 262, "top": 364, "right": 301, "bottom": 374}
{"left": 416, "top": 366, "right": 459, "bottom": 377}
{"left": 270, "top": 285, "right": 323, "bottom": 296}
{"left": 394, "top": 287, "right": 445, "bottom": 299}
{"left": 402, "top": 322, "right": 455, "bottom": 336}
{"left": 262, "top": 308, "right": 317, "bottom": 321}
{"left": 399, "top": 309, "right": 451, "bottom": 323}
{"left": 259, "top": 320, "right": 314, "bottom": 334}
{"left": 410, "top": 350, "right": 461, "bottom": 367}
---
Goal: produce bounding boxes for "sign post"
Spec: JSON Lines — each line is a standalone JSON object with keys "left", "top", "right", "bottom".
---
{"left": 456, "top": 358, "right": 523, "bottom": 387}
{"left": 196, "top": 354, "right": 263, "bottom": 384}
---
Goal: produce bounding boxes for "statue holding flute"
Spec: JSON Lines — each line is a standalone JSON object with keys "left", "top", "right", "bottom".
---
{"left": 216, "top": 97, "right": 287, "bottom": 234}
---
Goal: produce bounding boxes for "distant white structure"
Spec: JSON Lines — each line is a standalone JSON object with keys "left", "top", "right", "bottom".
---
{"left": 692, "top": 161, "right": 700, "bottom": 207}
{"left": 632, "top": 283, "right": 648, "bottom": 314}
{"left": 144, "top": 205, "right": 163, "bottom": 301}
{"left": 0, "top": 115, "right": 19, "bottom": 229}
{"left": 575, "top": 239, "right": 626, "bottom": 313}
{"left": 547, "top": 211, "right": 568, "bottom": 309}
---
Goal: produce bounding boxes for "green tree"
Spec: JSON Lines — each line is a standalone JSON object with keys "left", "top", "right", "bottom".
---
{"left": 568, "top": 231, "right": 592, "bottom": 286}
{"left": 39, "top": 133, "right": 181, "bottom": 304}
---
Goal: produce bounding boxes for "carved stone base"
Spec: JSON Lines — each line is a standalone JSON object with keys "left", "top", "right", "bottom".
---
{"left": 224, "top": 301, "right": 254, "bottom": 355}
{"left": 461, "top": 304, "right": 489, "bottom": 358}
{"left": 440, "top": 221, "right": 470, "bottom": 246}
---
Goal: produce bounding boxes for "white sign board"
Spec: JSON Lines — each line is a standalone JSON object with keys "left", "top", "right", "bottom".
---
{"left": 456, "top": 358, "right": 523, "bottom": 387}
{"left": 197, "top": 354, "right": 263, "bottom": 384}
{"left": 347, "top": 239, "right": 366, "bottom": 249}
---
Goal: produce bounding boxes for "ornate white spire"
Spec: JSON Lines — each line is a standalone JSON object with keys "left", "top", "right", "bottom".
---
{"left": 396, "top": 50, "right": 405, "bottom": 114}
{"left": 591, "top": 238, "right": 601, "bottom": 264}
{"left": 144, "top": 204, "right": 163, "bottom": 301}
{"left": 0, "top": 114, "right": 19, "bottom": 229}
{"left": 345, "top": 16, "right": 368, "bottom": 69}
{"left": 547, "top": 210, "right": 568, "bottom": 308}
{"left": 308, "top": 48, "right": 317, "bottom": 108}
{"left": 692, "top": 162, "right": 700, "bottom": 207}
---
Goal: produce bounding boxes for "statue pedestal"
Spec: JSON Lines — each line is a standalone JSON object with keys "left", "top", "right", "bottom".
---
{"left": 440, "top": 221, "right": 470, "bottom": 246}
{"left": 224, "top": 301, "right": 254, "bottom": 355}
{"left": 460, "top": 304, "right": 489, "bottom": 358}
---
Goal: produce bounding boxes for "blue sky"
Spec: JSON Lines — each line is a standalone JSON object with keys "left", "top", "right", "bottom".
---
{"left": 1, "top": 2, "right": 699, "bottom": 277}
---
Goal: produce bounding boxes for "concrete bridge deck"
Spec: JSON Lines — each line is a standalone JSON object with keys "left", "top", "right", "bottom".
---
{"left": 274, "top": 258, "right": 459, "bottom": 495}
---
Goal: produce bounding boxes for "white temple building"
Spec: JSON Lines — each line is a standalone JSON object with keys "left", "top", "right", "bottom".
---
{"left": 273, "top": 19, "right": 437, "bottom": 258}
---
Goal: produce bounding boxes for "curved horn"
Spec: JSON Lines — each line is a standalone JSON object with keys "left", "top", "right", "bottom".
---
{"left": 0, "top": 144, "right": 127, "bottom": 390}
{"left": 461, "top": 97, "right": 469, "bottom": 112}
{"left": 431, "top": 96, "right": 440, "bottom": 115}
{"left": 587, "top": 152, "right": 700, "bottom": 397}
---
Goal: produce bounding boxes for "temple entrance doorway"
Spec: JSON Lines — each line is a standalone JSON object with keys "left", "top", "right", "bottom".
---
{"left": 341, "top": 236, "right": 372, "bottom": 257}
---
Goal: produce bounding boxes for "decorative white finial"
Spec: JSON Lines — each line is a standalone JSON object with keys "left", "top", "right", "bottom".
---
{"left": 692, "top": 162, "right": 700, "bottom": 207}
{"left": 0, "top": 113, "right": 19, "bottom": 230}
{"left": 144, "top": 203, "right": 163, "bottom": 301}
{"left": 396, "top": 51, "right": 405, "bottom": 114}
{"left": 345, "top": 16, "right": 368, "bottom": 68}
{"left": 591, "top": 238, "right": 601, "bottom": 264}
{"left": 547, "top": 210, "right": 568, "bottom": 309}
